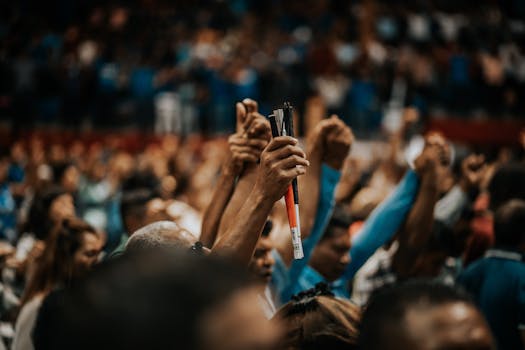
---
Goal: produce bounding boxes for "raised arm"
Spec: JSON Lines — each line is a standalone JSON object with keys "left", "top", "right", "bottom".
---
{"left": 216, "top": 100, "right": 271, "bottom": 239}
{"left": 274, "top": 116, "right": 353, "bottom": 265}
{"left": 212, "top": 136, "right": 309, "bottom": 266}
{"left": 200, "top": 134, "right": 267, "bottom": 247}
{"left": 343, "top": 167, "right": 420, "bottom": 279}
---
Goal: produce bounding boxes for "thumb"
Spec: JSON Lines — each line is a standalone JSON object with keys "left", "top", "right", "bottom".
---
{"left": 236, "top": 102, "right": 246, "bottom": 134}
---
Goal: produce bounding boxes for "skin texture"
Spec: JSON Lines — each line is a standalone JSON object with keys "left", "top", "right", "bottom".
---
{"left": 248, "top": 236, "right": 276, "bottom": 284}
{"left": 212, "top": 136, "right": 309, "bottom": 265}
{"left": 49, "top": 193, "right": 76, "bottom": 224}
{"left": 402, "top": 302, "right": 495, "bottom": 350}
{"left": 72, "top": 232, "right": 103, "bottom": 277}
{"left": 309, "top": 226, "right": 353, "bottom": 282}
{"left": 200, "top": 287, "right": 282, "bottom": 350}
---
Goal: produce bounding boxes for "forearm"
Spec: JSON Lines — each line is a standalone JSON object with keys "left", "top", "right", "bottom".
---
{"left": 402, "top": 175, "right": 439, "bottom": 248}
{"left": 217, "top": 164, "right": 258, "bottom": 238}
{"left": 212, "top": 188, "right": 274, "bottom": 265}
{"left": 200, "top": 168, "right": 237, "bottom": 248}
{"left": 282, "top": 164, "right": 341, "bottom": 299}
{"left": 298, "top": 146, "right": 322, "bottom": 240}
{"left": 344, "top": 169, "right": 419, "bottom": 279}
{"left": 274, "top": 144, "right": 322, "bottom": 265}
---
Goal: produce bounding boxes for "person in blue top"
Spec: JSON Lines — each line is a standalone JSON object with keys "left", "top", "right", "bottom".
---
{"left": 278, "top": 139, "right": 449, "bottom": 300}
{"left": 457, "top": 199, "right": 525, "bottom": 350}
{"left": 0, "top": 147, "right": 16, "bottom": 242}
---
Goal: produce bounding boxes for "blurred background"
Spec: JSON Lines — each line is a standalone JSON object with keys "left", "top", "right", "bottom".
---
{"left": 0, "top": 0, "right": 524, "bottom": 248}
{"left": 0, "top": 0, "right": 524, "bottom": 139}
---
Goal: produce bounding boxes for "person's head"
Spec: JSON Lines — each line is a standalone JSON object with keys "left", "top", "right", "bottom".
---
{"left": 125, "top": 220, "right": 199, "bottom": 253}
{"left": 309, "top": 209, "right": 353, "bottom": 282}
{"left": 120, "top": 171, "right": 165, "bottom": 234}
{"left": 51, "top": 161, "right": 80, "bottom": 193}
{"left": 28, "top": 186, "right": 76, "bottom": 240}
{"left": 248, "top": 220, "right": 275, "bottom": 285}
{"left": 274, "top": 283, "right": 360, "bottom": 350}
{"left": 120, "top": 189, "right": 170, "bottom": 235}
{"left": 488, "top": 163, "right": 525, "bottom": 211}
{"left": 33, "top": 250, "right": 281, "bottom": 350}
{"left": 21, "top": 218, "right": 103, "bottom": 305}
{"left": 359, "top": 280, "right": 495, "bottom": 350}
{"left": 493, "top": 199, "right": 525, "bottom": 251}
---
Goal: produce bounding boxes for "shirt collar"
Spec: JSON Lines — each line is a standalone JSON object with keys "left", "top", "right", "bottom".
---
{"left": 484, "top": 249, "right": 523, "bottom": 262}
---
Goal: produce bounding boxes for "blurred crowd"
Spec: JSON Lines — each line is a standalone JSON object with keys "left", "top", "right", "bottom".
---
{"left": 0, "top": 0, "right": 524, "bottom": 349}
{"left": 0, "top": 96, "right": 520, "bottom": 349}
{"left": 1, "top": 0, "right": 525, "bottom": 136}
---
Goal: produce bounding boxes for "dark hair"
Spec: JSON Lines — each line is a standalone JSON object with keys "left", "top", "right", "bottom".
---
{"left": 321, "top": 206, "right": 352, "bottom": 241}
{"left": 119, "top": 171, "right": 161, "bottom": 231}
{"left": 50, "top": 161, "right": 75, "bottom": 184}
{"left": 358, "top": 280, "right": 475, "bottom": 350}
{"left": 33, "top": 250, "right": 253, "bottom": 350}
{"left": 493, "top": 199, "right": 525, "bottom": 248}
{"left": 274, "top": 283, "right": 360, "bottom": 350}
{"left": 26, "top": 186, "right": 67, "bottom": 240}
{"left": 488, "top": 163, "right": 525, "bottom": 211}
{"left": 20, "top": 218, "right": 97, "bottom": 306}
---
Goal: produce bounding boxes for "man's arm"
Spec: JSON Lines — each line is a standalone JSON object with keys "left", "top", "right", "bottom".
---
{"left": 274, "top": 116, "right": 353, "bottom": 265}
{"left": 217, "top": 100, "right": 271, "bottom": 239}
{"left": 213, "top": 137, "right": 309, "bottom": 266}
{"left": 200, "top": 135, "right": 266, "bottom": 248}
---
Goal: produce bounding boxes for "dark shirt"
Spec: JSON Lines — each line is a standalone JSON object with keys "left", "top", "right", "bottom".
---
{"left": 458, "top": 249, "right": 525, "bottom": 350}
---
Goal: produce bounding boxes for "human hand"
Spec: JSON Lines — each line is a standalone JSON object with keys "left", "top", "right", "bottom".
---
{"left": 309, "top": 115, "right": 353, "bottom": 170}
{"left": 254, "top": 136, "right": 309, "bottom": 202}
{"left": 459, "top": 154, "right": 486, "bottom": 192}
{"left": 224, "top": 133, "right": 268, "bottom": 176}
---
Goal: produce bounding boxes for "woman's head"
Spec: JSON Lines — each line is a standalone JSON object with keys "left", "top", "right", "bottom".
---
{"left": 28, "top": 186, "right": 76, "bottom": 240}
{"left": 274, "top": 284, "right": 361, "bottom": 350}
{"left": 21, "top": 218, "right": 102, "bottom": 304}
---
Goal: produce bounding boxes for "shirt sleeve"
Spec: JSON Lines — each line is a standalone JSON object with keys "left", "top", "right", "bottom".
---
{"left": 343, "top": 169, "right": 420, "bottom": 279}
{"left": 279, "top": 164, "right": 341, "bottom": 302}
{"left": 434, "top": 185, "right": 469, "bottom": 227}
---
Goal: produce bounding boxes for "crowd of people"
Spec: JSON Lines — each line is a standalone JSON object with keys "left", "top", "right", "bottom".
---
{"left": 0, "top": 96, "right": 521, "bottom": 349}
{"left": 1, "top": 0, "right": 525, "bottom": 135}
{"left": 0, "top": 0, "right": 524, "bottom": 350}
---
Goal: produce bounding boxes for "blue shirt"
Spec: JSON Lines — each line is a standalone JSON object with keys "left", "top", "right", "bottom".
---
{"left": 286, "top": 169, "right": 420, "bottom": 299}
{"left": 458, "top": 249, "right": 525, "bottom": 350}
{"left": 0, "top": 183, "right": 16, "bottom": 242}
{"left": 272, "top": 164, "right": 341, "bottom": 303}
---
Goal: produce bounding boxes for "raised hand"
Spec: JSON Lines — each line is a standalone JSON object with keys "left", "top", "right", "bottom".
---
{"left": 309, "top": 115, "right": 353, "bottom": 170}
{"left": 254, "top": 136, "right": 309, "bottom": 203}
{"left": 459, "top": 154, "right": 486, "bottom": 192}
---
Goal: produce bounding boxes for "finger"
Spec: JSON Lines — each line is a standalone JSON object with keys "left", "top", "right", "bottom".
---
{"left": 236, "top": 153, "right": 259, "bottom": 163}
{"left": 231, "top": 145, "right": 258, "bottom": 155}
{"left": 265, "top": 136, "right": 298, "bottom": 152}
{"left": 279, "top": 166, "right": 308, "bottom": 180}
{"left": 236, "top": 103, "right": 246, "bottom": 133}
{"left": 230, "top": 137, "right": 268, "bottom": 149}
{"left": 275, "top": 155, "right": 310, "bottom": 169}
{"left": 242, "top": 98, "right": 258, "bottom": 113}
{"left": 271, "top": 144, "right": 306, "bottom": 160}
{"left": 242, "top": 113, "right": 257, "bottom": 132}
{"left": 247, "top": 119, "right": 271, "bottom": 137}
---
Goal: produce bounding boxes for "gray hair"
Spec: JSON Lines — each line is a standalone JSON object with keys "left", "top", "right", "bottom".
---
{"left": 125, "top": 221, "right": 196, "bottom": 253}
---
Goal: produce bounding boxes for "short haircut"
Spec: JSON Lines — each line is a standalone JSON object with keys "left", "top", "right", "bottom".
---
{"left": 125, "top": 221, "right": 195, "bottom": 252}
{"left": 119, "top": 188, "right": 156, "bottom": 224}
{"left": 358, "top": 280, "right": 475, "bottom": 350}
{"left": 274, "top": 283, "right": 360, "bottom": 350}
{"left": 493, "top": 199, "right": 525, "bottom": 248}
{"left": 321, "top": 206, "right": 352, "bottom": 241}
{"left": 33, "top": 250, "right": 253, "bottom": 350}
